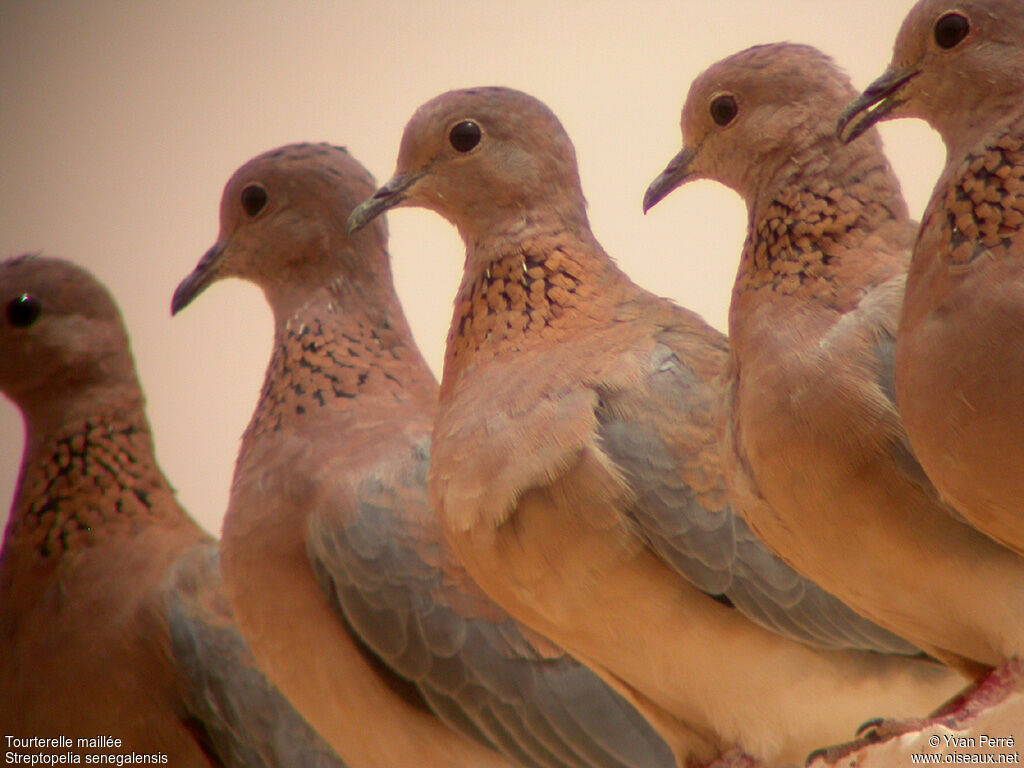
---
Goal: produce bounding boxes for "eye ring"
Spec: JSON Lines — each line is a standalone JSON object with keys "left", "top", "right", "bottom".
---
{"left": 709, "top": 94, "right": 738, "bottom": 127}
{"left": 449, "top": 120, "right": 482, "bottom": 153}
{"left": 934, "top": 11, "right": 970, "bottom": 49}
{"left": 7, "top": 293, "right": 42, "bottom": 328}
{"left": 240, "top": 183, "right": 268, "bottom": 217}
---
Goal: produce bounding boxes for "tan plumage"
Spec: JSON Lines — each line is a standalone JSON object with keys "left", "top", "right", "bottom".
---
{"left": 646, "top": 42, "right": 1024, "bottom": 742}
{"left": 172, "top": 145, "right": 513, "bottom": 768}
{"left": 173, "top": 143, "right": 680, "bottom": 768}
{"left": 0, "top": 254, "right": 347, "bottom": 768}
{"left": 839, "top": 0, "right": 1024, "bottom": 557}
{"left": 349, "top": 87, "right": 962, "bottom": 767}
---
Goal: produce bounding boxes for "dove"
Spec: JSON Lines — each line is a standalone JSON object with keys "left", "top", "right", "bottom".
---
{"left": 646, "top": 43, "right": 1024, "bottom": 743}
{"left": 171, "top": 141, "right": 680, "bottom": 768}
{"left": 0, "top": 254, "right": 348, "bottom": 768}
{"left": 347, "top": 87, "right": 962, "bottom": 767}
{"left": 838, "top": 0, "right": 1024, "bottom": 557}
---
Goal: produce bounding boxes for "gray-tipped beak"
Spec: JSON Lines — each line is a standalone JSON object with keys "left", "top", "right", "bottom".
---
{"left": 838, "top": 67, "right": 919, "bottom": 144}
{"left": 171, "top": 242, "right": 225, "bottom": 315}
{"left": 643, "top": 147, "right": 698, "bottom": 214}
{"left": 347, "top": 171, "right": 422, "bottom": 235}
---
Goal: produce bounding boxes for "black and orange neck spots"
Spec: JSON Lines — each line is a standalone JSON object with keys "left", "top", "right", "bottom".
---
{"left": 933, "top": 118, "right": 1024, "bottom": 269}
{"left": 245, "top": 311, "right": 413, "bottom": 439}
{"left": 454, "top": 249, "right": 579, "bottom": 346}
{"left": 447, "top": 235, "right": 626, "bottom": 373}
{"left": 738, "top": 164, "right": 908, "bottom": 298}
{"left": 9, "top": 418, "right": 172, "bottom": 557}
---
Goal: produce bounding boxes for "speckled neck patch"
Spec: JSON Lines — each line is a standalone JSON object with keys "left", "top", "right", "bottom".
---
{"left": 448, "top": 242, "right": 590, "bottom": 369}
{"left": 11, "top": 418, "right": 166, "bottom": 557}
{"left": 738, "top": 169, "right": 902, "bottom": 296}
{"left": 245, "top": 312, "right": 409, "bottom": 439}
{"left": 935, "top": 123, "right": 1024, "bottom": 268}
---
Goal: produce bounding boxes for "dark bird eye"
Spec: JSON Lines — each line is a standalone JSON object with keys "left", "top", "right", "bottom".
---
{"left": 709, "top": 94, "right": 738, "bottom": 127}
{"left": 449, "top": 121, "right": 482, "bottom": 153}
{"left": 7, "top": 293, "right": 41, "bottom": 328}
{"left": 934, "top": 12, "right": 970, "bottom": 49}
{"left": 240, "top": 184, "right": 268, "bottom": 217}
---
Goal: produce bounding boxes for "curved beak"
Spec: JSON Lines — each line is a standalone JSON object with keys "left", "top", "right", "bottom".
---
{"left": 643, "top": 147, "right": 697, "bottom": 214}
{"left": 838, "top": 67, "right": 919, "bottom": 144}
{"left": 171, "top": 242, "right": 224, "bottom": 315}
{"left": 347, "top": 171, "right": 423, "bottom": 234}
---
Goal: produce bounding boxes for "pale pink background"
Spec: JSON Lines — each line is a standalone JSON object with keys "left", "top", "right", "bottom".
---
{"left": 1, "top": 1, "right": 943, "bottom": 535}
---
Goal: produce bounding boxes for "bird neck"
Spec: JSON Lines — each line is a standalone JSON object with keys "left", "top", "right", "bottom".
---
{"left": 243, "top": 274, "right": 436, "bottom": 444}
{"left": 5, "top": 401, "right": 180, "bottom": 561}
{"left": 731, "top": 138, "right": 912, "bottom": 333}
{"left": 920, "top": 108, "right": 1024, "bottom": 275}
{"left": 934, "top": 85, "right": 1024, "bottom": 162}
{"left": 441, "top": 229, "right": 628, "bottom": 396}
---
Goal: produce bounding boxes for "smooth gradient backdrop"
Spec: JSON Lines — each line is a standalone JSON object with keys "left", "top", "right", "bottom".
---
{"left": 1, "top": 1, "right": 944, "bottom": 535}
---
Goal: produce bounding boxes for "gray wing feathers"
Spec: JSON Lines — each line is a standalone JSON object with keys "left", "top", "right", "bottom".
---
{"left": 305, "top": 442, "right": 676, "bottom": 768}
{"left": 599, "top": 420, "right": 735, "bottom": 593}
{"left": 597, "top": 352, "right": 920, "bottom": 655}
{"left": 163, "top": 545, "right": 348, "bottom": 768}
